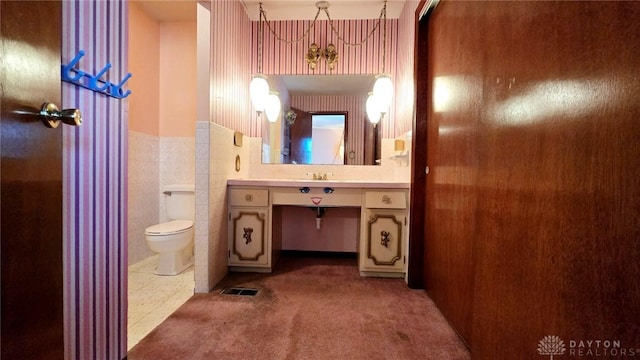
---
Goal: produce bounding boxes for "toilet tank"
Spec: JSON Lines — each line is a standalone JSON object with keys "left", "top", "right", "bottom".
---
{"left": 164, "top": 184, "right": 195, "bottom": 221}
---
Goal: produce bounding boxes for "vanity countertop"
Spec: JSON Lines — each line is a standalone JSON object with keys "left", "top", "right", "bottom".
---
{"left": 227, "top": 178, "right": 410, "bottom": 189}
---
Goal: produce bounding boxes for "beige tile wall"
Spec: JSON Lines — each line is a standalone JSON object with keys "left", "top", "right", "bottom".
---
{"left": 128, "top": 132, "right": 196, "bottom": 266}
{"left": 194, "top": 121, "right": 210, "bottom": 292}
{"left": 158, "top": 137, "right": 195, "bottom": 223}
{"left": 194, "top": 122, "right": 250, "bottom": 293}
{"left": 128, "top": 131, "right": 159, "bottom": 265}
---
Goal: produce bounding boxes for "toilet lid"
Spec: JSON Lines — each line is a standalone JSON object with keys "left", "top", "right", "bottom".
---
{"left": 145, "top": 220, "right": 193, "bottom": 235}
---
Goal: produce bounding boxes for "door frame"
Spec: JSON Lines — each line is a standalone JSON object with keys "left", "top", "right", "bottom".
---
{"left": 407, "top": 0, "right": 437, "bottom": 289}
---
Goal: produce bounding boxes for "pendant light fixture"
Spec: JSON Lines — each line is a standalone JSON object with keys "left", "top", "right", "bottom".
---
{"left": 366, "top": 91, "right": 382, "bottom": 127}
{"left": 250, "top": 74, "right": 269, "bottom": 114}
{"left": 265, "top": 91, "right": 282, "bottom": 123}
{"left": 250, "top": 2, "right": 270, "bottom": 116}
{"left": 373, "top": 74, "right": 393, "bottom": 113}
{"left": 370, "top": 0, "right": 393, "bottom": 125}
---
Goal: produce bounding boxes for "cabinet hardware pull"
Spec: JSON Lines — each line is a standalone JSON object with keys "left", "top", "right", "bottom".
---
{"left": 245, "top": 194, "right": 253, "bottom": 202}
{"left": 381, "top": 230, "right": 391, "bottom": 247}
{"left": 381, "top": 195, "right": 391, "bottom": 204}
{"left": 242, "top": 227, "right": 253, "bottom": 244}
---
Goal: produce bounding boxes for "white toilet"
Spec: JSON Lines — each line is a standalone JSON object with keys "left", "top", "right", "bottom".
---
{"left": 144, "top": 184, "right": 195, "bottom": 276}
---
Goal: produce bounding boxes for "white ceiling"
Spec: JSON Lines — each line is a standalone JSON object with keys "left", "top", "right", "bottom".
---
{"left": 132, "top": 0, "right": 198, "bottom": 22}
{"left": 279, "top": 74, "right": 375, "bottom": 96}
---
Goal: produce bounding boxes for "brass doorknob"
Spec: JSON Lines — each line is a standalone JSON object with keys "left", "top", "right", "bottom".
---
{"left": 39, "top": 102, "right": 82, "bottom": 128}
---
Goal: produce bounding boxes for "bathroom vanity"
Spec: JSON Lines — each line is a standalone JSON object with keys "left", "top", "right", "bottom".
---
{"left": 227, "top": 179, "right": 410, "bottom": 278}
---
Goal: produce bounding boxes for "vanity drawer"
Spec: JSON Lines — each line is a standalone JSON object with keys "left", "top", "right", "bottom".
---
{"left": 229, "top": 188, "right": 269, "bottom": 207}
{"left": 271, "top": 187, "right": 362, "bottom": 207}
{"left": 364, "top": 191, "right": 407, "bottom": 209}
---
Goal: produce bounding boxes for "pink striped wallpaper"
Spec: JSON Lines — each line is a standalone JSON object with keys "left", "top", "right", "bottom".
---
{"left": 210, "top": 1, "right": 254, "bottom": 136}
{"left": 62, "top": 1, "right": 128, "bottom": 359}
{"left": 211, "top": 2, "right": 415, "bottom": 139}
{"left": 253, "top": 19, "right": 398, "bottom": 77}
{"left": 394, "top": 0, "right": 419, "bottom": 136}
{"left": 291, "top": 95, "right": 369, "bottom": 165}
{"left": 251, "top": 18, "right": 398, "bottom": 138}
{"left": 210, "top": 4, "right": 406, "bottom": 139}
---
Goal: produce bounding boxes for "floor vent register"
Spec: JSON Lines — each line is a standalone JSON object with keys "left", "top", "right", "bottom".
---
{"left": 220, "top": 287, "right": 259, "bottom": 296}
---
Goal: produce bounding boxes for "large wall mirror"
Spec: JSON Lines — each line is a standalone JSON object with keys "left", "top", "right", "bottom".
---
{"left": 262, "top": 74, "right": 382, "bottom": 166}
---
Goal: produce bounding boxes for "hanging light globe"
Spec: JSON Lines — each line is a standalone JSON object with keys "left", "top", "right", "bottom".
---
{"left": 366, "top": 92, "right": 382, "bottom": 127}
{"left": 249, "top": 74, "right": 270, "bottom": 113}
{"left": 373, "top": 74, "right": 393, "bottom": 113}
{"left": 265, "top": 91, "right": 281, "bottom": 123}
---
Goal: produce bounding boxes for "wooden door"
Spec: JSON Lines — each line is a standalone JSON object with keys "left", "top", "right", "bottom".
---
{"left": 407, "top": 6, "right": 429, "bottom": 290}
{"left": 1, "top": 1, "right": 64, "bottom": 358}
{"left": 288, "top": 107, "right": 312, "bottom": 164}
{"left": 413, "top": 1, "right": 640, "bottom": 357}
{"left": 363, "top": 121, "right": 381, "bottom": 166}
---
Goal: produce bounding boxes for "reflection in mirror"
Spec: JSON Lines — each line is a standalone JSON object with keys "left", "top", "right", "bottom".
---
{"left": 286, "top": 111, "right": 346, "bottom": 165}
{"left": 262, "top": 74, "right": 381, "bottom": 166}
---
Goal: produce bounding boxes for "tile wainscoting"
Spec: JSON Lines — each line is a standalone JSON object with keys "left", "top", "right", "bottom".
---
{"left": 128, "top": 132, "right": 195, "bottom": 265}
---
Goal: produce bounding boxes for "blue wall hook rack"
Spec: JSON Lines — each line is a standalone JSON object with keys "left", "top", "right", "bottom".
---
{"left": 61, "top": 50, "right": 132, "bottom": 99}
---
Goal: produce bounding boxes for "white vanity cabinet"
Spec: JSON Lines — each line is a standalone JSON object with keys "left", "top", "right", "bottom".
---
{"left": 359, "top": 190, "right": 407, "bottom": 276}
{"left": 227, "top": 180, "right": 410, "bottom": 277}
{"left": 228, "top": 188, "right": 272, "bottom": 271}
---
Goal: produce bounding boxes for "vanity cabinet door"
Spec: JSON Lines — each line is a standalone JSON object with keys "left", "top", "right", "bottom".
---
{"left": 228, "top": 207, "right": 269, "bottom": 267}
{"left": 360, "top": 209, "right": 406, "bottom": 273}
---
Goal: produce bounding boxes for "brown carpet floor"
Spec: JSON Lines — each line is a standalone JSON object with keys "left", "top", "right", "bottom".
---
{"left": 128, "top": 253, "right": 470, "bottom": 360}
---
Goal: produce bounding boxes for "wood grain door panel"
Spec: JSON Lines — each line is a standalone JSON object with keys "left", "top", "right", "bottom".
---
{"left": 1, "top": 1, "right": 64, "bottom": 358}
{"left": 289, "top": 107, "right": 312, "bottom": 164}
{"left": 416, "top": 1, "right": 640, "bottom": 358}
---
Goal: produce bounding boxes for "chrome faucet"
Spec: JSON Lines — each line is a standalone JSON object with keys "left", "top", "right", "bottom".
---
{"left": 306, "top": 172, "right": 332, "bottom": 180}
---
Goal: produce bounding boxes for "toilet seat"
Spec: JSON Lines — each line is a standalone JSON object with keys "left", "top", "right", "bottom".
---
{"left": 145, "top": 220, "right": 193, "bottom": 236}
